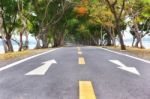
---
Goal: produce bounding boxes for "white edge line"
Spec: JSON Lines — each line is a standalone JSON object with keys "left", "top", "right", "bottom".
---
{"left": 0, "top": 48, "right": 58, "bottom": 72}
{"left": 98, "top": 47, "right": 150, "bottom": 64}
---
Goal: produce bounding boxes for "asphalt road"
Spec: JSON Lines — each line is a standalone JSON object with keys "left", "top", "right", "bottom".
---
{"left": 0, "top": 46, "right": 150, "bottom": 99}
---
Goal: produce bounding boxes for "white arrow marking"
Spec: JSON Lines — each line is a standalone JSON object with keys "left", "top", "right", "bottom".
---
{"left": 109, "top": 60, "right": 140, "bottom": 75}
{"left": 25, "top": 60, "right": 57, "bottom": 75}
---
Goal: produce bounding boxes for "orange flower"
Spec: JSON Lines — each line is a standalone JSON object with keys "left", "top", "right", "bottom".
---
{"left": 74, "top": 6, "right": 88, "bottom": 15}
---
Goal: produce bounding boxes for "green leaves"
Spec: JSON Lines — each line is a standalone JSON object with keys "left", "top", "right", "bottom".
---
{"left": 1, "top": 0, "right": 149, "bottom": 47}
{"left": 142, "top": 0, "right": 150, "bottom": 3}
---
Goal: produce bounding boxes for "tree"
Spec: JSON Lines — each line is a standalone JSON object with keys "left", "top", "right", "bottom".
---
{"left": 126, "top": 0, "right": 150, "bottom": 48}
{"left": 104, "top": 0, "right": 126, "bottom": 50}
{"left": 89, "top": 0, "right": 116, "bottom": 46}
{"left": 0, "top": 0, "right": 19, "bottom": 53}
{"left": 17, "top": 0, "right": 30, "bottom": 51}
{"left": 31, "top": 0, "right": 73, "bottom": 48}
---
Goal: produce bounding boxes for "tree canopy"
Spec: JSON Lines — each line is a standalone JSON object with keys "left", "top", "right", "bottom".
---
{"left": 0, "top": 0, "right": 149, "bottom": 53}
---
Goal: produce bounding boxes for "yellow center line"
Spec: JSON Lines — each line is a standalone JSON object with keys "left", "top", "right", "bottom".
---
{"left": 79, "top": 81, "right": 96, "bottom": 99}
{"left": 77, "top": 47, "right": 81, "bottom": 52}
{"left": 78, "top": 51, "right": 82, "bottom": 55}
{"left": 79, "top": 57, "right": 85, "bottom": 64}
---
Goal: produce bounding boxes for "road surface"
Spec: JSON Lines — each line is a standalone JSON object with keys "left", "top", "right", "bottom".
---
{"left": 0, "top": 47, "right": 150, "bottom": 99}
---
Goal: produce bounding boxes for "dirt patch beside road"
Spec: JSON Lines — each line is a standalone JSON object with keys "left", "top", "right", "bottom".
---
{"left": 0, "top": 48, "right": 53, "bottom": 67}
{"left": 106, "top": 46, "right": 150, "bottom": 61}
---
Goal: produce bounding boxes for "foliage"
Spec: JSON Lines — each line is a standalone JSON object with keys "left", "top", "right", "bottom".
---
{"left": 0, "top": 0, "right": 150, "bottom": 52}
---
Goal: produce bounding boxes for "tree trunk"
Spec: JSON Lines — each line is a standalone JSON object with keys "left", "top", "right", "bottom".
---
{"left": 110, "top": 27, "right": 115, "bottom": 46}
{"left": 132, "top": 37, "right": 135, "bottom": 47}
{"left": 5, "top": 34, "right": 13, "bottom": 52}
{"left": 115, "top": 18, "right": 126, "bottom": 50}
{"left": 2, "top": 38, "right": 8, "bottom": 53}
{"left": 53, "top": 36, "right": 60, "bottom": 47}
{"left": 35, "top": 38, "right": 41, "bottom": 49}
{"left": 42, "top": 34, "right": 49, "bottom": 48}
{"left": 135, "top": 37, "right": 144, "bottom": 48}
{"left": 60, "top": 35, "right": 64, "bottom": 46}
{"left": 24, "top": 31, "right": 29, "bottom": 50}
{"left": 106, "top": 34, "right": 112, "bottom": 46}
{"left": 53, "top": 38, "right": 59, "bottom": 47}
{"left": 35, "top": 34, "right": 42, "bottom": 49}
{"left": 18, "top": 31, "right": 23, "bottom": 51}
{"left": 53, "top": 32, "right": 64, "bottom": 47}
{"left": 133, "top": 23, "right": 143, "bottom": 48}
{"left": 118, "top": 31, "right": 126, "bottom": 50}
{"left": 107, "top": 28, "right": 115, "bottom": 46}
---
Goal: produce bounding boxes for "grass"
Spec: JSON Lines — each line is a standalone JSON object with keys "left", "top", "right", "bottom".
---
{"left": 0, "top": 48, "right": 51, "bottom": 60}
{"left": 107, "top": 46, "right": 150, "bottom": 60}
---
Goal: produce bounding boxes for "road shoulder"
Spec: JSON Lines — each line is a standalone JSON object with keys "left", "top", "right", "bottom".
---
{"left": 0, "top": 48, "right": 54, "bottom": 68}
{"left": 100, "top": 46, "right": 150, "bottom": 61}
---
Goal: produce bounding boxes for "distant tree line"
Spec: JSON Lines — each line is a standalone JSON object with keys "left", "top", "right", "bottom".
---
{"left": 0, "top": 0, "right": 149, "bottom": 53}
